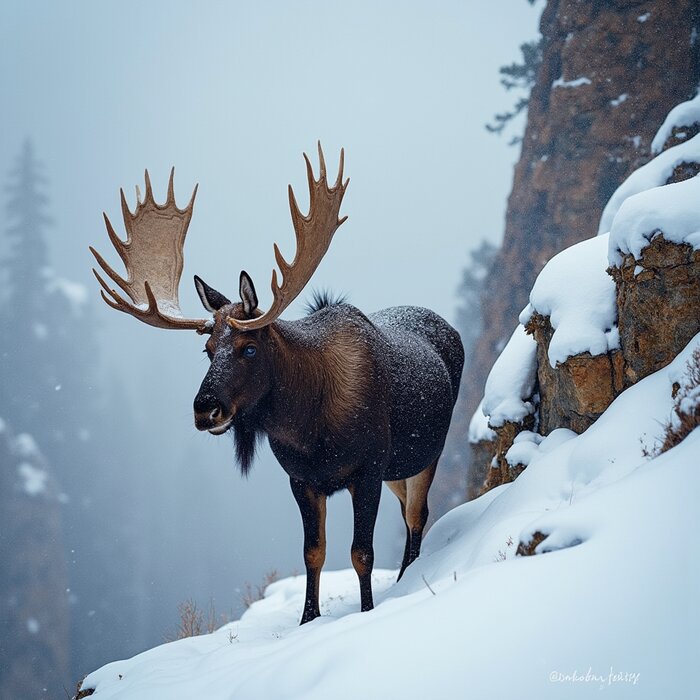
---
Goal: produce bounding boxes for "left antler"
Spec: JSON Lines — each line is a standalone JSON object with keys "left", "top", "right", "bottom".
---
{"left": 228, "top": 142, "right": 349, "bottom": 330}
{"left": 90, "top": 169, "right": 212, "bottom": 334}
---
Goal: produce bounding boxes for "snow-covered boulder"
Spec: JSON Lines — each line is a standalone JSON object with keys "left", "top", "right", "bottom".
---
{"left": 608, "top": 175, "right": 700, "bottom": 386}
{"left": 520, "top": 233, "right": 624, "bottom": 434}
{"left": 476, "top": 325, "right": 538, "bottom": 491}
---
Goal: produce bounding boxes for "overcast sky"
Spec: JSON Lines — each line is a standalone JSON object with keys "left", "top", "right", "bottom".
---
{"left": 1, "top": 0, "right": 542, "bottom": 636}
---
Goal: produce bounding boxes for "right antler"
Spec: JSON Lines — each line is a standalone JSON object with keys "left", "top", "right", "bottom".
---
{"left": 90, "top": 169, "right": 212, "bottom": 334}
{"left": 228, "top": 142, "right": 349, "bottom": 331}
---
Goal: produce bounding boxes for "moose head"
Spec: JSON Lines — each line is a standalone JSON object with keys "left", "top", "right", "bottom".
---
{"left": 91, "top": 143, "right": 348, "bottom": 446}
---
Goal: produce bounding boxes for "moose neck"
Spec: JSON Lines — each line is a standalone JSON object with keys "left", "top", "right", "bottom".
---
{"left": 262, "top": 317, "right": 364, "bottom": 451}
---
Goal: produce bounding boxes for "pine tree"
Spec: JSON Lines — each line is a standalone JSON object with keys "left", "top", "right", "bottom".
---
{"left": 0, "top": 140, "right": 149, "bottom": 689}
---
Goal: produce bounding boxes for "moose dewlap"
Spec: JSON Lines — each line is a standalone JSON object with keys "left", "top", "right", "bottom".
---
{"left": 91, "top": 143, "right": 464, "bottom": 624}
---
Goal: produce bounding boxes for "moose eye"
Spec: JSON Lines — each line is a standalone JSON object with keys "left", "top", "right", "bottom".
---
{"left": 243, "top": 345, "right": 257, "bottom": 358}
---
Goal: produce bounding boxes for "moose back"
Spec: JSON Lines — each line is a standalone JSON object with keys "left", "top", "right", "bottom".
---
{"left": 91, "top": 144, "right": 464, "bottom": 624}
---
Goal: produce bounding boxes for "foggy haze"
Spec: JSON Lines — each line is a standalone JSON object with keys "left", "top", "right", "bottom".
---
{"left": 0, "top": 0, "right": 541, "bottom": 680}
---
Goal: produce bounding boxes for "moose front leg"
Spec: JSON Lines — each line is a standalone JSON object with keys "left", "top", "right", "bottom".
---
{"left": 348, "top": 473, "right": 382, "bottom": 613}
{"left": 290, "top": 478, "right": 327, "bottom": 625}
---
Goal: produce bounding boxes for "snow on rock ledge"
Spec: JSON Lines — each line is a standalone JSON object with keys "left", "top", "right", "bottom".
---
{"left": 467, "top": 399, "right": 496, "bottom": 444}
{"left": 482, "top": 325, "right": 537, "bottom": 429}
{"left": 608, "top": 175, "right": 700, "bottom": 268}
{"left": 520, "top": 233, "right": 618, "bottom": 367}
{"left": 598, "top": 134, "right": 700, "bottom": 235}
{"left": 651, "top": 91, "right": 700, "bottom": 154}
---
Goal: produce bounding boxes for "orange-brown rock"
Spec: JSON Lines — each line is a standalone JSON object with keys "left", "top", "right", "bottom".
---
{"left": 516, "top": 531, "right": 548, "bottom": 557}
{"left": 526, "top": 313, "right": 625, "bottom": 434}
{"left": 610, "top": 236, "right": 700, "bottom": 387}
{"left": 451, "top": 0, "right": 700, "bottom": 507}
{"left": 479, "top": 415, "right": 536, "bottom": 493}
{"left": 467, "top": 436, "right": 497, "bottom": 501}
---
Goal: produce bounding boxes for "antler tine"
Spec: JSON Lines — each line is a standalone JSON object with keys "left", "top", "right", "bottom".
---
{"left": 167, "top": 167, "right": 176, "bottom": 205}
{"left": 229, "top": 144, "right": 348, "bottom": 331}
{"left": 90, "top": 169, "right": 211, "bottom": 333}
{"left": 102, "top": 212, "right": 128, "bottom": 265}
{"left": 120, "top": 188, "right": 134, "bottom": 226}
{"left": 334, "top": 148, "right": 345, "bottom": 190}
{"left": 316, "top": 141, "right": 327, "bottom": 182}
{"left": 144, "top": 169, "right": 154, "bottom": 203}
{"left": 90, "top": 243, "right": 130, "bottom": 296}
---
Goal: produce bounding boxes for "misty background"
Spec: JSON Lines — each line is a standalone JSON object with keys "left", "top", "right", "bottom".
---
{"left": 0, "top": 0, "right": 541, "bottom": 692}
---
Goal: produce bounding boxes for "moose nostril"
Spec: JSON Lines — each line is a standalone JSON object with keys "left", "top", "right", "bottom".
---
{"left": 210, "top": 406, "right": 222, "bottom": 421}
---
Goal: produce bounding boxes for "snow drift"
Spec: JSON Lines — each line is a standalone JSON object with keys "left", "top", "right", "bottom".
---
{"left": 81, "top": 334, "right": 700, "bottom": 700}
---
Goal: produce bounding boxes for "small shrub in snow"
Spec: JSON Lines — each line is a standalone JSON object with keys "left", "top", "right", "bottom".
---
{"left": 166, "top": 599, "right": 231, "bottom": 641}
{"left": 241, "top": 570, "right": 279, "bottom": 609}
{"left": 656, "top": 347, "right": 700, "bottom": 455}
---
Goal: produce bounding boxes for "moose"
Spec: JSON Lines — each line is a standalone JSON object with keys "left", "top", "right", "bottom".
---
{"left": 91, "top": 144, "right": 464, "bottom": 624}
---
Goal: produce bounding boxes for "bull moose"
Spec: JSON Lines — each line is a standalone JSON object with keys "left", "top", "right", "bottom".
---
{"left": 91, "top": 144, "right": 464, "bottom": 624}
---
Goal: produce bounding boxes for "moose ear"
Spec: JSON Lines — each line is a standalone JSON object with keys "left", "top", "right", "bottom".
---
{"left": 194, "top": 275, "right": 231, "bottom": 313}
{"left": 239, "top": 271, "right": 259, "bottom": 316}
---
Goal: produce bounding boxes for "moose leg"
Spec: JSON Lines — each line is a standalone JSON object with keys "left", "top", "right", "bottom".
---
{"left": 348, "top": 474, "right": 382, "bottom": 612}
{"left": 385, "top": 479, "right": 412, "bottom": 580}
{"left": 290, "top": 478, "right": 327, "bottom": 625}
{"left": 398, "top": 459, "right": 438, "bottom": 579}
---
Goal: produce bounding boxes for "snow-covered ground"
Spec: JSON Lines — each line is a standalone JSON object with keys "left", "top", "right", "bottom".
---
{"left": 82, "top": 334, "right": 700, "bottom": 700}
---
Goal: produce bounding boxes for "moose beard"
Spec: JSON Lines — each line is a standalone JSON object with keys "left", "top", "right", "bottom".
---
{"left": 231, "top": 411, "right": 263, "bottom": 476}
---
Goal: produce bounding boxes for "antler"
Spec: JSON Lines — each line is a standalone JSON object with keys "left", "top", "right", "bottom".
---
{"left": 228, "top": 142, "right": 349, "bottom": 330}
{"left": 90, "top": 169, "right": 212, "bottom": 334}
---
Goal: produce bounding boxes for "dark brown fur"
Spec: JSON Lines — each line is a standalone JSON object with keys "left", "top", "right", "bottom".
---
{"left": 193, "top": 274, "right": 464, "bottom": 622}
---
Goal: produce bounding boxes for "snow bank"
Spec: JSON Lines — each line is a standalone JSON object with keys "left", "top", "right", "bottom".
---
{"left": 598, "top": 134, "right": 700, "bottom": 235}
{"left": 651, "top": 91, "right": 700, "bottom": 154}
{"left": 482, "top": 325, "right": 537, "bottom": 428}
{"left": 608, "top": 175, "right": 700, "bottom": 267}
{"left": 82, "top": 333, "right": 700, "bottom": 700}
{"left": 468, "top": 399, "right": 496, "bottom": 444}
{"left": 520, "top": 233, "right": 618, "bottom": 366}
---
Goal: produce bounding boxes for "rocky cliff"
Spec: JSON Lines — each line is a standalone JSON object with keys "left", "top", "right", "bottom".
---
{"left": 451, "top": 0, "right": 700, "bottom": 504}
{"left": 0, "top": 419, "right": 70, "bottom": 699}
{"left": 471, "top": 92, "right": 700, "bottom": 493}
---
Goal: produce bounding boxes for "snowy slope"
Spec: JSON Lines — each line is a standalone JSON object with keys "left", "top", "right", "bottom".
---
{"left": 82, "top": 335, "right": 700, "bottom": 700}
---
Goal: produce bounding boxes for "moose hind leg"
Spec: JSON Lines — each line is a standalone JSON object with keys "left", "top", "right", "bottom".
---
{"left": 348, "top": 474, "right": 382, "bottom": 612}
{"left": 386, "top": 478, "right": 412, "bottom": 581}
{"left": 400, "top": 459, "right": 438, "bottom": 578}
{"left": 290, "top": 478, "right": 327, "bottom": 625}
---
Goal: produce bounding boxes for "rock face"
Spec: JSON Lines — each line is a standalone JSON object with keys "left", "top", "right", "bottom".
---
{"left": 0, "top": 421, "right": 70, "bottom": 699}
{"left": 454, "top": 0, "right": 700, "bottom": 505}
{"left": 482, "top": 416, "right": 535, "bottom": 495}
{"left": 526, "top": 313, "right": 625, "bottom": 434}
{"left": 611, "top": 237, "right": 700, "bottom": 387}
